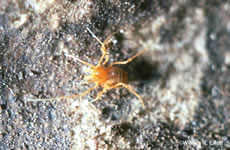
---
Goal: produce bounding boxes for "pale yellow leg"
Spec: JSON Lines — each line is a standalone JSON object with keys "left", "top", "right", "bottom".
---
{"left": 65, "top": 54, "right": 95, "bottom": 68}
{"left": 27, "top": 84, "right": 98, "bottom": 102}
{"left": 86, "top": 27, "right": 120, "bottom": 66}
{"left": 109, "top": 48, "right": 146, "bottom": 67}
{"left": 27, "top": 94, "right": 80, "bottom": 102}
{"left": 88, "top": 82, "right": 145, "bottom": 108}
{"left": 84, "top": 75, "right": 93, "bottom": 81}
{"left": 89, "top": 88, "right": 108, "bottom": 103}
{"left": 101, "top": 30, "right": 120, "bottom": 66}
{"left": 75, "top": 58, "right": 95, "bottom": 68}
{"left": 86, "top": 27, "right": 106, "bottom": 66}
{"left": 78, "top": 84, "right": 98, "bottom": 99}
{"left": 98, "top": 49, "right": 107, "bottom": 66}
{"left": 114, "top": 82, "right": 145, "bottom": 108}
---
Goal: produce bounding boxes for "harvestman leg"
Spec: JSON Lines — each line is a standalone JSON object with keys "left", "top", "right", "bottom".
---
{"left": 28, "top": 84, "right": 98, "bottom": 102}
{"left": 89, "top": 83, "right": 145, "bottom": 108}
{"left": 109, "top": 48, "right": 146, "bottom": 67}
{"left": 86, "top": 27, "right": 120, "bottom": 66}
{"left": 65, "top": 54, "right": 96, "bottom": 84}
{"left": 75, "top": 58, "right": 95, "bottom": 68}
{"left": 114, "top": 83, "right": 145, "bottom": 108}
{"left": 89, "top": 87, "right": 108, "bottom": 103}
{"left": 77, "top": 84, "right": 98, "bottom": 99}
{"left": 64, "top": 53, "right": 95, "bottom": 68}
{"left": 101, "top": 30, "right": 120, "bottom": 66}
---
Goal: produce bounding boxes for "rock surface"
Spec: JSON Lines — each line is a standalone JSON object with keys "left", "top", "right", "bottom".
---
{"left": 0, "top": 0, "right": 230, "bottom": 149}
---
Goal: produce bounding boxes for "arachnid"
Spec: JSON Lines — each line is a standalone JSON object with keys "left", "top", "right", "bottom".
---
{"left": 29, "top": 27, "right": 146, "bottom": 108}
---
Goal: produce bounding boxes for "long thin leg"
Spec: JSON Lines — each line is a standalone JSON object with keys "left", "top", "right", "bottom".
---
{"left": 78, "top": 84, "right": 98, "bottom": 99}
{"left": 98, "top": 49, "right": 107, "bottom": 66}
{"left": 101, "top": 30, "right": 120, "bottom": 66}
{"left": 113, "top": 83, "right": 145, "bottom": 108}
{"left": 75, "top": 58, "right": 95, "bottom": 68}
{"left": 86, "top": 27, "right": 104, "bottom": 46}
{"left": 65, "top": 53, "right": 95, "bottom": 68}
{"left": 84, "top": 75, "right": 93, "bottom": 81}
{"left": 89, "top": 88, "right": 108, "bottom": 103}
{"left": 86, "top": 27, "right": 120, "bottom": 66}
{"left": 109, "top": 48, "right": 146, "bottom": 67}
{"left": 27, "top": 84, "right": 98, "bottom": 102}
{"left": 86, "top": 27, "right": 106, "bottom": 66}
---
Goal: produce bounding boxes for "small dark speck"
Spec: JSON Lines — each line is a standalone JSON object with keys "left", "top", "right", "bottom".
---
{"left": 0, "top": 104, "right": 7, "bottom": 110}
{"left": 25, "top": 144, "right": 29, "bottom": 149}
{"left": 101, "top": 107, "right": 112, "bottom": 119}
{"left": 182, "top": 127, "right": 194, "bottom": 136}
{"left": 2, "top": 132, "right": 7, "bottom": 137}
{"left": 31, "top": 70, "right": 42, "bottom": 76}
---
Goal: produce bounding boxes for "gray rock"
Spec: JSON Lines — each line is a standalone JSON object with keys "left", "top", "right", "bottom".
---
{"left": 0, "top": 0, "right": 229, "bottom": 149}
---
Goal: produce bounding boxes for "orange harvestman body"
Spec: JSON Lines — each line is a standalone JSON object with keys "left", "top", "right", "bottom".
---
{"left": 29, "top": 27, "right": 146, "bottom": 108}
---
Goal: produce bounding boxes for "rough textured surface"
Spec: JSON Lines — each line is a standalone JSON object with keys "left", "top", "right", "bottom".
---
{"left": 0, "top": 0, "right": 230, "bottom": 149}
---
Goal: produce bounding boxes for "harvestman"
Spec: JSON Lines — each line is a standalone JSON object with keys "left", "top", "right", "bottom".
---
{"left": 28, "top": 28, "right": 146, "bottom": 108}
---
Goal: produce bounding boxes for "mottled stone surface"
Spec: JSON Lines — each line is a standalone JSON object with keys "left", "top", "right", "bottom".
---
{"left": 0, "top": 0, "right": 230, "bottom": 149}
